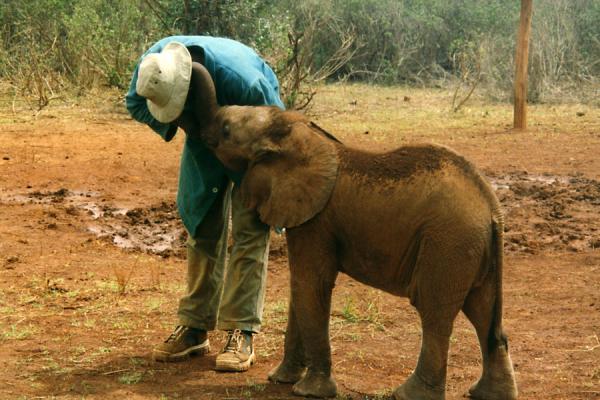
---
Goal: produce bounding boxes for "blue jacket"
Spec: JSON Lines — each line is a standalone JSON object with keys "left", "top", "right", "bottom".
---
{"left": 125, "top": 36, "right": 284, "bottom": 236}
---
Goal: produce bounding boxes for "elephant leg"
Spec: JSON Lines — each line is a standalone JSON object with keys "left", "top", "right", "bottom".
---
{"left": 285, "top": 232, "right": 338, "bottom": 398}
{"left": 395, "top": 240, "right": 476, "bottom": 400}
{"left": 268, "top": 302, "right": 306, "bottom": 383}
{"left": 290, "top": 273, "right": 338, "bottom": 398}
{"left": 462, "top": 283, "right": 518, "bottom": 400}
{"left": 393, "top": 323, "right": 453, "bottom": 400}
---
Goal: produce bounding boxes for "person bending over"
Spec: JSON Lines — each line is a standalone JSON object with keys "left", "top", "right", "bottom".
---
{"left": 125, "top": 35, "right": 284, "bottom": 372}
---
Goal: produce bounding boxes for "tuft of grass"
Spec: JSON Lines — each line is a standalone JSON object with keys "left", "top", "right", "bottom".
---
{"left": 271, "top": 299, "right": 287, "bottom": 313}
{"left": 145, "top": 297, "right": 164, "bottom": 312}
{"left": 0, "top": 306, "right": 17, "bottom": 314}
{"left": 149, "top": 262, "right": 163, "bottom": 291}
{"left": 371, "top": 389, "right": 393, "bottom": 399}
{"left": 83, "top": 317, "right": 96, "bottom": 329}
{"left": 129, "top": 357, "right": 146, "bottom": 367}
{"left": 246, "top": 378, "right": 267, "bottom": 393}
{"left": 335, "top": 290, "right": 387, "bottom": 331}
{"left": 76, "top": 381, "right": 95, "bottom": 395}
{"left": 95, "top": 280, "right": 120, "bottom": 292}
{"left": 112, "top": 265, "right": 134, "bottom": 295}
{"left": 264, "top": 299, "right": 288, "bottom": 325}
{"left": 2, "top": 324, "right": 35, "bottom": 340}
{"left": 341, "top": 297, "right": 360, "bottom": 323}
{"left": 118, "top": 371, "right": 143, "bottom": 385}
{"left": 95, "top": 346, "right": 112, "bottom": 355}
{"left": 343, "top": 332, "right": 362, "bottom": 342}
{"left": 349, "top": 349, "right": 366, "bottom": 362}
{"left": 112, "top": 320, "right": 132, "bottom": 330}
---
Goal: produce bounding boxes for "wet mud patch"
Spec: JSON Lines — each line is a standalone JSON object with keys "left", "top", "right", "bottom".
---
{"left": 88, "top": 202, "right": 187, "bottom": 258}
{"left": 3, "top": 171, "right": 599, "bottom": 258}
{"left": 0, "top": 188, "right": 186, "bottom": 258}
{"left": 489, "top": 171, "right": 600, "bottom": 253}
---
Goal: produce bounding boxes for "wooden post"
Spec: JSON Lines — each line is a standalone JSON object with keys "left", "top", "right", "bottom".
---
{"left": 513, "top": 0, "right": 533, "bottom": 130}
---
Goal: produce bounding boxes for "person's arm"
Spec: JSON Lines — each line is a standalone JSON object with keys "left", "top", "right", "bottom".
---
{"left": 220, "top": 66, "right": 285, "bottom": 109}
{"left": 239, "top": 76, "right": 285, "bottom": 109}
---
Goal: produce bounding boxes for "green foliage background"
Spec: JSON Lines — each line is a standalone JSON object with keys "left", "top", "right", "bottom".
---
{"left": 0, "top": 0, "right": 598, "bottom": 107}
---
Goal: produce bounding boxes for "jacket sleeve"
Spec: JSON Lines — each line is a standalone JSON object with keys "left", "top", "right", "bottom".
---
{"left": 124, "top": 65, "right": 178, "bottom": 141}
{"left": 237, "top": 76, "right": 285, "bottom": 109}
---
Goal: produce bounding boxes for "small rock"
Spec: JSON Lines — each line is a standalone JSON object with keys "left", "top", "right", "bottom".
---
{"left": 4, "top": 256, "right": 18, "bottom": 269}
{"left": 576, "top": 111, "right": 585, "bottom": 117}
{"left": 2, "top": 156, "right": 9, "bottom": 161}
{"left": 64, "top": 206, "right": 79, "bottom": 216}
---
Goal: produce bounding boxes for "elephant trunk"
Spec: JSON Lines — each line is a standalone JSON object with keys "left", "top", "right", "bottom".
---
{"left": 189, "top": 62, "right": 219, "bottom": 134}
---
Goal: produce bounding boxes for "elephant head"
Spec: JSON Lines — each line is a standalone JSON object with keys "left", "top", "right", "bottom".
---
{"left": 181, "top": 62, "right": 339, "bottom": 228}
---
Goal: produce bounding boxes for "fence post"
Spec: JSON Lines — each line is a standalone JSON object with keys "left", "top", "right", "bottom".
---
{"left": 513, "top": 0, "right": 533, "bottom": 130}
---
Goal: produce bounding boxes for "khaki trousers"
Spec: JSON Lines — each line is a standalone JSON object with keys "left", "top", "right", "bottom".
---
{"left": 177, "top": 183, "right": 269, "bottom": 333}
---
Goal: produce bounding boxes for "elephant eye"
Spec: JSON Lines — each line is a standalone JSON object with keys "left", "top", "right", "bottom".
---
{"left": 222, "top": 123, "right": 230, "bottom": 139}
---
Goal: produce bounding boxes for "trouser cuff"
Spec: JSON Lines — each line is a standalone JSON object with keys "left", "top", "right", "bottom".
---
{"left": 178, "top": 314, "right": 217, "bottom": 332}
{"left": 217, "top": 321, "right": 261, "bottom": 334}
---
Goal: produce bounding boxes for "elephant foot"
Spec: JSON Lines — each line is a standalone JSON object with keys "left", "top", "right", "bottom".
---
{"left": 469, "top": 347, "right": 518, "bottom": 400}
{"left": 468, "top": 380, "right": 518, "bottom": 400}
{"left": 268, "top": 360, "right": 306, "bottom": 384}
{"left": 292, "top": 371, "right": 337, "bottom": 398}
{"left": 393, "top": 373, "right": 445, "bottom": 400}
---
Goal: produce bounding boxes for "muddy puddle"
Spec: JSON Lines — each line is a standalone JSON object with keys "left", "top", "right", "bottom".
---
{"left": 489, "top": 171, "right": 600, "bottom": 253}
{"left": 0, "top": 188, "right": 186, "bottom": 258}
{"left": 2, "top": 170, "right": 600, "bottom": 257}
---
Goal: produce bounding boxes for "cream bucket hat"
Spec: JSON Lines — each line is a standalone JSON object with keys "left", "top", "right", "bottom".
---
{"left": 136, "top": 41, "right": 192, "bottom": 123}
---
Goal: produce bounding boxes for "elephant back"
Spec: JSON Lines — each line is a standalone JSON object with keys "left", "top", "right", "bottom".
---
{"left": 337, "top": 143, "right": 502, "bottom": 215}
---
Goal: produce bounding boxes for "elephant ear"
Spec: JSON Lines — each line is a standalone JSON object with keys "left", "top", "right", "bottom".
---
{"left": 241, "top": 122, "right": 339, "bottom": 228}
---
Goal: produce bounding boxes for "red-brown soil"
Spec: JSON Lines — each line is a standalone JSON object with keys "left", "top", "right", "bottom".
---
{"left": 0, "top": 88, "right": 598, "bottom": 399}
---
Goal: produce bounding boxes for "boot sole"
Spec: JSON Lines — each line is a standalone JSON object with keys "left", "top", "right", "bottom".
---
{"left": 215, "top": 352, "right": 256, "bottom": 372}
{"left": 152, "top": 340, "right": 210, "bottom": 362}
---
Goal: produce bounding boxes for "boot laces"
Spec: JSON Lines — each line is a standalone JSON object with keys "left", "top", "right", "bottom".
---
{"left": 165, "top": 326, "right": 185, "bottom": 343}
{"left": 224, "top": 329, "right": 244, "bottom": 352}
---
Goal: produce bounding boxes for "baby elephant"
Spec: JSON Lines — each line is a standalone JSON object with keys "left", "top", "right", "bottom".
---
{"left": 184, "top": 62, "right": 518, "bottom": 400}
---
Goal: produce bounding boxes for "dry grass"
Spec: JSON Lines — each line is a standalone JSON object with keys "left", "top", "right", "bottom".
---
{"left": 308, "top": 83, "right": 599, "bottom": 146}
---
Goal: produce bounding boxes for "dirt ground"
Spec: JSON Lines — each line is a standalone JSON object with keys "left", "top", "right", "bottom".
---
{"left": 0, "top": 85, "right": 599, "bottom": 399}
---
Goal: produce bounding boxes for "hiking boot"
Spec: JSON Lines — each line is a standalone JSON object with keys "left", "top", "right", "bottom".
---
{"left": 152, "top": 326, "right": 210, "bottom": 362}
{"left": 215, "top": 329, "right": 255, "bottom": 372}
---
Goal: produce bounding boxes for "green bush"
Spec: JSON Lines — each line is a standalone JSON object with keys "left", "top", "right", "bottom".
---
{"left": 0, "top": 0, "right": 597, "bottom": 107}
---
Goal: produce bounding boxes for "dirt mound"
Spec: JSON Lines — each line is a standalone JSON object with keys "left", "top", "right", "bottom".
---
{"left": 489, "top": 171, "right": 600, "bottom": 254}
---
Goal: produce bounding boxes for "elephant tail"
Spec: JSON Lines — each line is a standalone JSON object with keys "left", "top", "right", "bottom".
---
{"left": 488, "top": 215, "right": 509, "bottom": 353}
